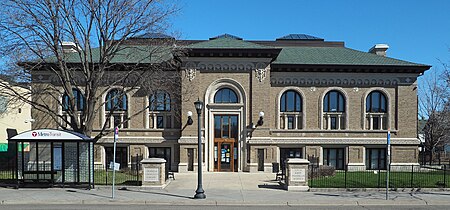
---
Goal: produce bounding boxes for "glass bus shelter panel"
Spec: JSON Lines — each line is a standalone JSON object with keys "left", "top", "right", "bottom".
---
{"left": 38, "top": 142, "right": 51, "bottom": 180}
{"left": 64, "top": 142, "right": 78, "bottom": 183}
{"left": 79, "top": 142, "right": 90, "bottom": 183}
{"left": 89, "top": 142, "right": 94, "bottom": 184}
{"left": 53, "top": 143, "right": 63, "bottom": 183}
{"left": 24, "top": 142, "right": 37, "bottom": 180}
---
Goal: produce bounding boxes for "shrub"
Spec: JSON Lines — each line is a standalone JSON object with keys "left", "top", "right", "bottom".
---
{"left": 309, "top": 165, "right": 336, "bottom": 179}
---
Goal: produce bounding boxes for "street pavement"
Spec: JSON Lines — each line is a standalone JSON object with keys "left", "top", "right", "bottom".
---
{"left": 1, "top": 172, "right": 450, "bottom": 207}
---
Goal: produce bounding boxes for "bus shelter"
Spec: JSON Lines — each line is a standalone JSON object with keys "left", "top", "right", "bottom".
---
{"left": 8, "top": 129, "right": 94, "bottom": 188}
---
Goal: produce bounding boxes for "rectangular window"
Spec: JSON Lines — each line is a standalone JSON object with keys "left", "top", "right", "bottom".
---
{"left": 149, "top": 147, "right": 171, "bottom": 171}
{"left": 366, "top": 114, "right": 387, "bottom": 130}
{"left": 366, "top": 148, "right": 386, "bottom": 170}
{"left": 108, "top": 112, "right": 128, "bottom": 129}
{"left": 323, "top": 148, "right": 345, "bottom": 170}
{"left": 287, "top": 116, "right": 294, "bottom": 129}
{"left": 222, "top": 116, "right": 229, "bottom": 138}
{"left": 230, "top": 116, "right": 238, "bottom": 138}
{"left": 156, "top": 116, "right": 164, "bottom": 128}
{"left": 214, "top": 116, "right": 221, "bottom": 138}
{"left": 330, "top": 116, "right": 337, "bottom": 130}
{"left": 373, "top": 117, "right": 380, "bottom": 130}
{"left": 113, "top": 114, "right": 121, "bottom": 128}
{"left": 280, "top": 148, "right": 302, "bottom": 161}
{"left": 105, "top": 147, "right": 128, "bottom": 169}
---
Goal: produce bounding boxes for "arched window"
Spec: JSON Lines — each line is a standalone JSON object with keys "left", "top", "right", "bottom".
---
{"left": 105, "top": 89, "right": 128, "bottom": 128}
{"left": 149, "top": 91, "right": 170, "bottom": 111}
{"left": 366, "top": 91, "right": 388, "bottom": 130}
{"left": 366, "top": 91, "right": 387, "bottom": 113}
{"left": 279, "top": 90, "right": 303, "bottom": 129}
{"left": 323, "top": 90, "right": 346, "bottom": 130}
{"left": 214, "top": 88, "right": 238, "bottom": 103}
{"left": 106, "top": 89, "right": 127, "bottom": 111}
{"left": 61, "top": 89, "right": 85, "bottom": 129}
{"left": 323, "top": 91, "right": 345, "bottom": 112}
{"left": 149, "top": 91, "right": 172, "bottom": 129}
{"left": 62, "top": 88, "right": 85, "bottom": 111}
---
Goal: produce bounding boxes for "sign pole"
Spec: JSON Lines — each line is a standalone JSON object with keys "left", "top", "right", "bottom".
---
{"left": 112, "top": 127, "right": 118, "bottom": 199}
{"left": 386, "top": 128, "right": 391, "bottom": 200}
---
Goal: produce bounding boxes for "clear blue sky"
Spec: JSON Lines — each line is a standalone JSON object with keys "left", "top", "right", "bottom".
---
{"left": 171, "top": 0, "right": 450, "bottom": 73}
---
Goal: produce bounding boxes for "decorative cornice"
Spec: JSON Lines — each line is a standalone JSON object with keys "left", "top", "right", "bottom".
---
{"left": 197, "top": 61, "right": 255, "bottom": 71}
{"left": 270, "top": 129, "right": 398, "bottom": 134}
{"left": 248, "top": 138, "right": 419, "bottom": 145}
{"left": 271, "top": 77, "right": 400, "bottom": 86}
{"left": 182, "top": 61, "right": 270, "bottom": 72}
{"left": 98, "top": 137, "right": 176, "bottom": 144}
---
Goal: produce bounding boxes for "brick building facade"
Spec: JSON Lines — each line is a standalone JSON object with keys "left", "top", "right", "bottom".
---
{"left": 31, "top": 34, "right": 430, "bottom": 172}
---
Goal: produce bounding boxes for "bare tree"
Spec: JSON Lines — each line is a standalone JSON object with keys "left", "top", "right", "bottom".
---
{"left": 0, "top": 0, "right": 183, "bottom": 141}
{"left": 419, "top": 69, "right": 450, "bottom": 163}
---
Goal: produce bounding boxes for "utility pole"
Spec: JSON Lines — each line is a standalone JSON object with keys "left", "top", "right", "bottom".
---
{"left": 112, "top": 126, "right": 118, "bottom": 199}
{"left": 386, "top": 128, "right": 391, "bottom": 200}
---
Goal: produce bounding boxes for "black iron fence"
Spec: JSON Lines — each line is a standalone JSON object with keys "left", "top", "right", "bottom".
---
{"left": 309, "top": 164, "right": 450, "bottom": 188}
{"left": 0, "top": 160, "right": 16, "bottom": 184}
{"left": 93, "top": 155, "right": 142, "bottom": 186}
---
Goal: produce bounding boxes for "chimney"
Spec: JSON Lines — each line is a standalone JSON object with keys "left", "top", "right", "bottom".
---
{"left": 61, "top": 41, "right": 81, "bottom": 53}
{"left": 369, "top": 44, "right": 389, "bottom": 57}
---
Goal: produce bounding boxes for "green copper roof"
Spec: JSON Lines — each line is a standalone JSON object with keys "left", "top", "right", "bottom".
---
{"left": 188, "top": 37, "right": 270, "bottom": 49}
{"left": 44, "top": 45, "right": 173, "bottom": 64}
{"left": 39, "top": 38, "right": 429, "bottom": 68}
{"left": 273, "top": 47, "right": 427, "bottom": 66}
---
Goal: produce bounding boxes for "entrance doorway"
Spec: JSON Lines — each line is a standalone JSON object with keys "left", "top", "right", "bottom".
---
{"left": 214, "top": 115, "right": 238, "bottom": 172}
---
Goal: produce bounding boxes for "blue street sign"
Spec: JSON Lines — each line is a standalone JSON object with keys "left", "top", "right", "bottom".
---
{"left": 387, "top": 129, "right": 390, "bottom": 145}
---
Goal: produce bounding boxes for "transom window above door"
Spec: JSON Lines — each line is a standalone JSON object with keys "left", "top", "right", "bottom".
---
{"left": 214, "top": 115, "right": 238, "bottom": 139}
{"left": 214, "top": 88, "right": 238, "bottom": 103}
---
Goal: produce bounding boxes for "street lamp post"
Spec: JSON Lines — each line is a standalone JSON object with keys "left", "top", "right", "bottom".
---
{"left": 194, "top": 99, "right": 206, "bottom": 199}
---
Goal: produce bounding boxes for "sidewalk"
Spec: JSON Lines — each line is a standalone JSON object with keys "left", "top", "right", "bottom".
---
{"left": 1, "top": 172, "right": 450, "bottom": 206}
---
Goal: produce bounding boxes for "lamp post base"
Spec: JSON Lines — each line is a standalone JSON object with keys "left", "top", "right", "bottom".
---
{"left": 194, "top": 189, "right": 206, "bottom": 199}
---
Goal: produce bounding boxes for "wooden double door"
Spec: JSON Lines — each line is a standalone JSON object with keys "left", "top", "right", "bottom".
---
{"left": 214, "top": 115, "right": 238, "bottom": 172}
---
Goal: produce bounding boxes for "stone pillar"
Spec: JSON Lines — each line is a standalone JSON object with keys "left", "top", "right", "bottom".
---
{"left": 285, "top": 158, "right": 309, "bottom": 191}
{"left": 141, "top": 158, "right": 167, "bottom": 188}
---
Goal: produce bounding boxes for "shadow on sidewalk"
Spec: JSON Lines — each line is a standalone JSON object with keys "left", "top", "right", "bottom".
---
{"left": 119, "top": 188, "right": 193, "bottom": 199}
{"left": 258, "top": 184, "right": 284, "bottom": 191}
{"left": 66, "top": 189, "right": 112, "bottom": 199}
